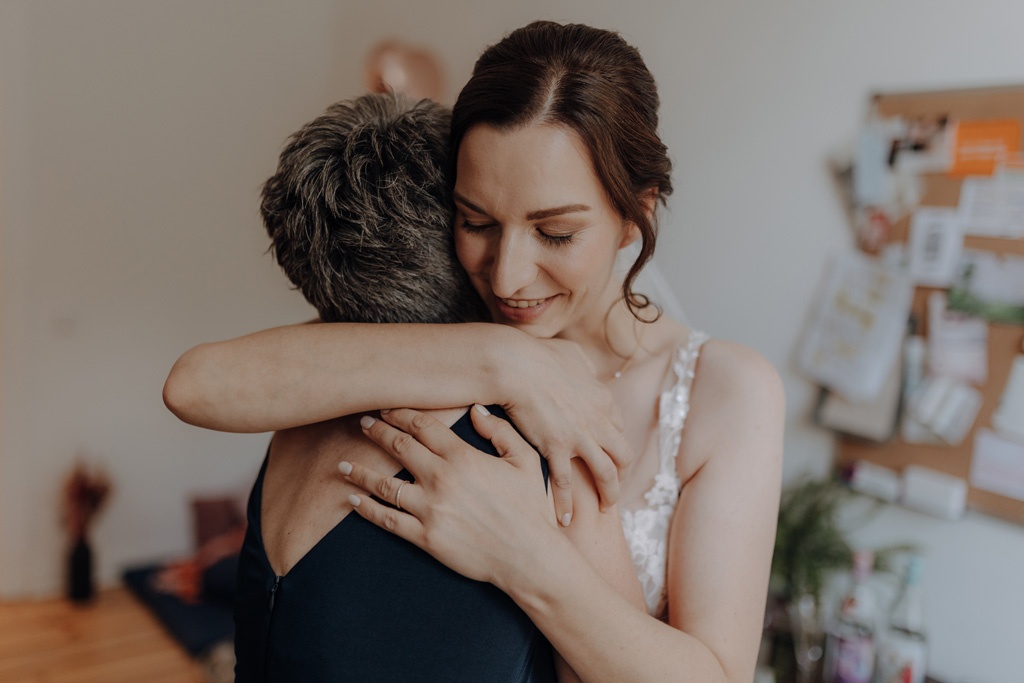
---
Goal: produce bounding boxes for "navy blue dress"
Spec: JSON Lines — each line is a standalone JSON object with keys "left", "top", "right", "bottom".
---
{"left": 234, "top": 407, "right": 557, "bottom": 683}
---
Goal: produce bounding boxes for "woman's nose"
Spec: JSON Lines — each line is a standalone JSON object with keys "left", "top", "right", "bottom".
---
{"left": 489, "top": 233, "right": 538, "bottom": 298}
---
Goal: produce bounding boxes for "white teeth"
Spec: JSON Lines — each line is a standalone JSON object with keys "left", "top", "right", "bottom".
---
{"left": 501, "top": 297, "right": 547, "bottom": 309}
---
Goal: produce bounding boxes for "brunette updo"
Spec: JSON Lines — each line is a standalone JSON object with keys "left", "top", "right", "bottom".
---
{"left": 451, "top": 21, "right": 673, "bottom": 319}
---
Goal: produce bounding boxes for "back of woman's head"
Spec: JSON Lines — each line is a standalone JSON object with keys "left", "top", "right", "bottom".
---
{"left": 452, "top": 21, "right": 673, "bottom": 318}
{"left": 261, "top": 93, "right": 486, "bottom": 324}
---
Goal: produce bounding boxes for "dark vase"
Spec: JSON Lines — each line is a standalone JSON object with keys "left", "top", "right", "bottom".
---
{"left": 68, "top": 535, "right": 95, "bottom": 602}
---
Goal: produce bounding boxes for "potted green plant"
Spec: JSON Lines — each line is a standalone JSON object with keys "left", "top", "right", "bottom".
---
{"left": 766, "top": 476, "right": 917, "bottom": 682}
{"left": 772, "top": 477, "right": 854, "bottom": 602}
{"left": 768, "top": 477, "right": 853, "bottom": 682}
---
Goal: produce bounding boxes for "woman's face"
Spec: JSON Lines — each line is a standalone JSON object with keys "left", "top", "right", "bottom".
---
{"left": 453, "top": 122, "right": 637, "bottom": 340}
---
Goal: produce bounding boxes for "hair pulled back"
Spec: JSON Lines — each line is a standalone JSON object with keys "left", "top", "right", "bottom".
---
{"left": 451, "top": 21, "right": 673, "bottom": 319}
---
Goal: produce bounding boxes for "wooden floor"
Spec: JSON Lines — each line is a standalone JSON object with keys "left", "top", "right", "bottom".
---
{"left": 0, "top": 588, "right": 206, "bottom": 683}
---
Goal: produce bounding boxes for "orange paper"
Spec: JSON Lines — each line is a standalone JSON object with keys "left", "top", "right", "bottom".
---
{"left": 951, "top": 119, "right": 1021, "bottom": 176}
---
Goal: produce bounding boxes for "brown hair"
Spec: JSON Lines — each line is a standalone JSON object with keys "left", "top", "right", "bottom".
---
{"left": 261, "top": 93, "right": 487, "bottom": 324}
{"left": 451, "top": 21, "right": 673, "bottom": 319}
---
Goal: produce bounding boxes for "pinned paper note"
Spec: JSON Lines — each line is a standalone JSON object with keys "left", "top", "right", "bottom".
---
{"left": 970, "top": 429, "right": 1024, "bottom": 502}
{"left": 797, "top": 253, "right": 913, "bottom": 402}
{"left": 927, "top": 292, "right": 988, "bottom": 385}
{"left": 958, "top": 176, "right": 1024, "bottom": 239}
{"left": 951, "top": 119, "right": 1021, "bottom": 176}
{"left": 901, "top": 335, "right": 945, "bottom": 445}
{"left": 993, "top": 356, "right": 1024, "bottom": 443}
{"left": 910, "top": 376, "right": 983, "bottom": 446}
{"left": 855, "top": 124, "right": 894, "bottom": 206}
{"left": 816, "top": 357, "right": 902, "bottom": 442}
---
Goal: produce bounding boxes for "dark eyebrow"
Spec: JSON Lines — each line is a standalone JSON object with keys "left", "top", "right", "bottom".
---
{"left": 454, "top": 193, "right": 591, "bottom": 221}
{"left": 526, "top": 204, "right": 591, "bottom": 220}
{"left": 453, "top": 193, "right": 490, "bottom": 216}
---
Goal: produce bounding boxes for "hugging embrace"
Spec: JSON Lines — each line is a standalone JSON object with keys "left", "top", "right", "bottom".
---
{"left": 164, "top": 20, "right": 784, "bottom": 683}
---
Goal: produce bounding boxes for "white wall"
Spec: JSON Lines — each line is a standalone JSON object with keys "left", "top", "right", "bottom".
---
{"left": 2, "top": 1, "right": 1023, "bottom": 681}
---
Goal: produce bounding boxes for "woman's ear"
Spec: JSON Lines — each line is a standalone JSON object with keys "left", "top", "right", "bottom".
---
{"left": 619, "top": 189, "right": 658, "bottom": 249}
{"left": 619, "top": 222, "right": 641, "bottom": 249}
{"left": 640, "top": 188, "right": 659, "bottom": 220}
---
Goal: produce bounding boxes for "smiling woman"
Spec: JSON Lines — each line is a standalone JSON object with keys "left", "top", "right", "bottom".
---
{"left": 453, "top": 123, "right": 639, "bottom": 341}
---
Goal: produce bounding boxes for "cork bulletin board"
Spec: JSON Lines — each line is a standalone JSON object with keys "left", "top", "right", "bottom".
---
{"left": 837, "top": 84, "right": 1024, "bottom": 526}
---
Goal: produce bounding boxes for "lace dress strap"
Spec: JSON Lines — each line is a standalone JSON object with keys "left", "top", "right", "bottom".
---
{"left": 646, "top": 329, "right": 710, "bottom": 509}
{"left": 620, "top": 329, "right": 709, "bottom": 617}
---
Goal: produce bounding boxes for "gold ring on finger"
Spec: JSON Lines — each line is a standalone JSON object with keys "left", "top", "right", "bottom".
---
{"left": 395, "top": 480, "right": 410, "bottom": 511}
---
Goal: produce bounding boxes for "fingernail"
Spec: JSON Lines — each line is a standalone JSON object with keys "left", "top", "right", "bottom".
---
{"left": 473, "top": 404, "right": 489, "bottom": 415}
{"left": 347, "top": 495, "right": 361, "bottom": 507}
{"left": 338, "top": 461, "right": 353, "bottom": 476}
{"left": 560, "top": 513, "right": 572, "bottom": 527}
{"left": 360, "top": 415, "right": 376, "bottom": 429}
{"left": 380, "top": 408, "right": 391, "bottom": 415}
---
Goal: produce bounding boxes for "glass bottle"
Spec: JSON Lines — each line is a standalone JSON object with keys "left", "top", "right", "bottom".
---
{"left": 875, "top": 556, "right": 928, "bottom": 683}
{"left": 824, "top": 550, "right": 878, "bottom": 683}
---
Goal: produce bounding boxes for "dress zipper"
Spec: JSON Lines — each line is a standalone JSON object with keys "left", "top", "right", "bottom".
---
{"left": 268, "top": 575, "right": 281, "bottom": 613}
{"left": 264, "top": 575, "right": 282, "bottom": 682}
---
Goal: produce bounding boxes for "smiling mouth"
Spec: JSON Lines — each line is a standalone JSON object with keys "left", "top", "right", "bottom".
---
{"left": 498, "top": 297, "right": 549, "bottom": 309}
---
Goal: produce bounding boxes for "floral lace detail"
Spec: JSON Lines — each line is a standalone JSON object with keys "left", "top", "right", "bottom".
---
{"left": 620, "top": 330, "right": 708, "bottom": 617}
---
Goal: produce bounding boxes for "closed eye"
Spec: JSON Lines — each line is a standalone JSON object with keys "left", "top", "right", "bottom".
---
{"left": 539, "top": 231, "right": 575, "bottom": 246}
{"left": 459, "top": 218, "right": 496, "bottom": 232}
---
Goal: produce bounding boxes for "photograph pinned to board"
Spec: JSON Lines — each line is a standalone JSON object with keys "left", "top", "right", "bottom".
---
{"left": 888, "top": 113, "right": 955, "bottom": 174}
{"left": 855, "top": 109, "right": 954, "bottom": 191}
{"left": 947, "top": 250, "right": 1024, "bottom": 325}
{"left": 797, "top": 251, "right": 914, "bottom": 402}
{"left": 907, "top": 207, "right": 964, "bottom": 287}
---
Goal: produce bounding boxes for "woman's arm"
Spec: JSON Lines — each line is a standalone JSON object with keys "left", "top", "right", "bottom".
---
{"left": 347, "top": 343, "right": 784, "bottom": 683}
{"left": 164, "top": 323, "right": 512, "bottom": 432}
{"left": 526, "top": 344, "right": 783, "bottom": 683}
{"left": 659, "top": 342, "right": 784, "bottom": 682}
{"left": 163, "top": 321, "right": 631, "bottom": 519}
{"left": 551, "top": 459, "right": 647, "bottom": 683}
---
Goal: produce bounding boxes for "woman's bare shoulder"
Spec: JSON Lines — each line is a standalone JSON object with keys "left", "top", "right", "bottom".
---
{"left": 645, "top": 318, "right": 778, "bottom": 383}
{"left": 698, "top": 337, "right": 783, "bottom": 397}
{"left": 678, "top": 336, "right": 785, "bottom": 476}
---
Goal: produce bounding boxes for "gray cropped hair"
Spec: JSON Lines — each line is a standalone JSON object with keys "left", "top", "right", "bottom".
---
{"left": 260, "top": 93, "right": 487, "bottom": 324}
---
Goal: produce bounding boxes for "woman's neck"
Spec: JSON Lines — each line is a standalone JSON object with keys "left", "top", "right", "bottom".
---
{"left": 557, "top": 295, "right": 648, "bottom": 383}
